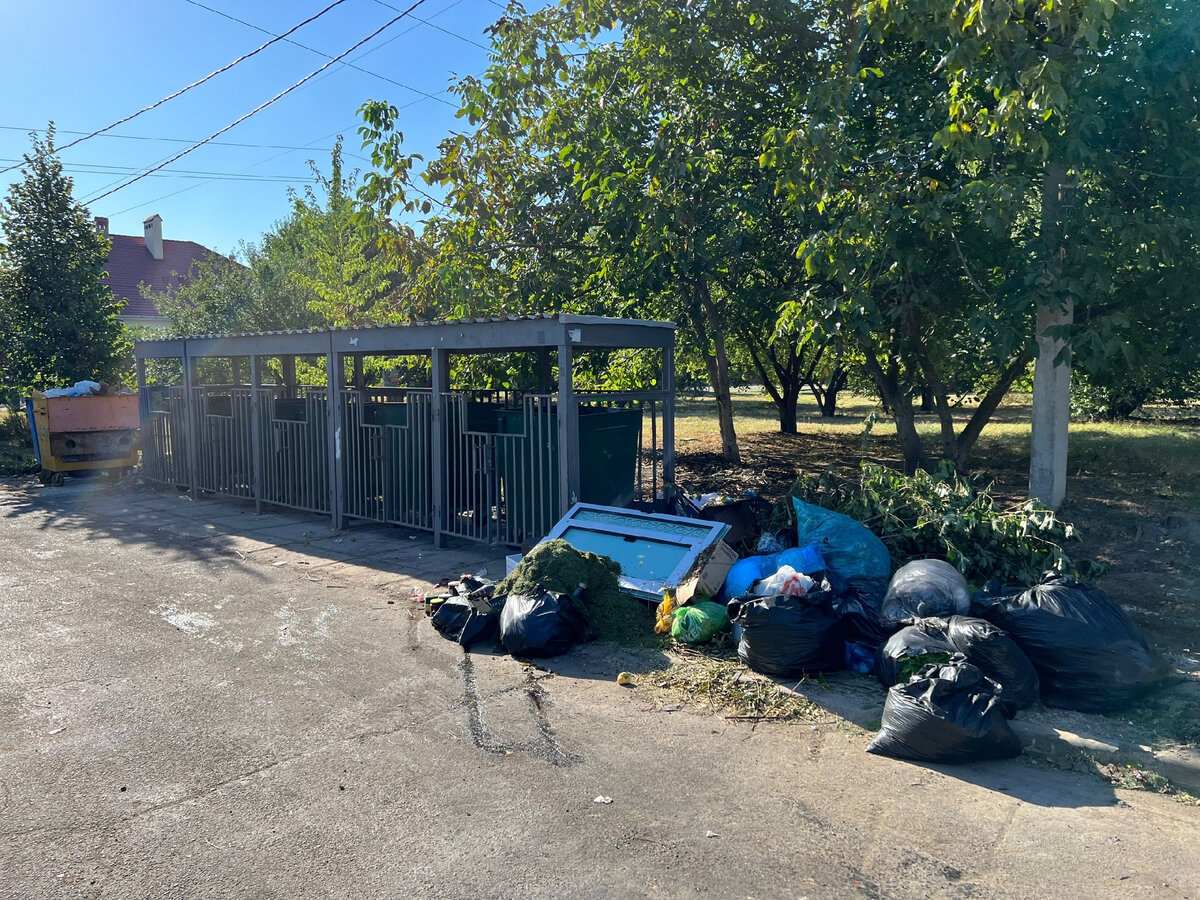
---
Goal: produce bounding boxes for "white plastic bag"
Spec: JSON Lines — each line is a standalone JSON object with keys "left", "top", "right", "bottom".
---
{"left": 754, "top": 565, "right": 815, "bottom": 597}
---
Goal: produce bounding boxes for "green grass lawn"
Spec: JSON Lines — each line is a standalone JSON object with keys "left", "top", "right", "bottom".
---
{"left": 673, "top": 390, "right": 1200, "bottom": 511}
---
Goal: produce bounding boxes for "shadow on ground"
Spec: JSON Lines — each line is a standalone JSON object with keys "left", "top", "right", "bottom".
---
{"left": 0, "top": 473, "right": 498, "bottom": 587}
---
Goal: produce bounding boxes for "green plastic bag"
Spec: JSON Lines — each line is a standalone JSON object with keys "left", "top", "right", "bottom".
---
{"left": 671, "top": 601, "right": 729, "bottom": 644}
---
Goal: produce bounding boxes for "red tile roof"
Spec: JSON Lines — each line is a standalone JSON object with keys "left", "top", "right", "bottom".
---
{"left": 106, "top": 234, "right": 216, "bottom": 319}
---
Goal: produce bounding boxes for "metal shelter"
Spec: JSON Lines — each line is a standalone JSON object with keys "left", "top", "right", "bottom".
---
{"left": 133, "top": 314, "right": 675, "bottom": 548}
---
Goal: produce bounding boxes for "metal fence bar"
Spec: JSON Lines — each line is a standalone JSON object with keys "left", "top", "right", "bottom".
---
{"left": 250, "top": 357, "right": 263, "bottom": 513}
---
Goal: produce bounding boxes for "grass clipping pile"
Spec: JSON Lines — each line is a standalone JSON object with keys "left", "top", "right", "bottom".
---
{"left": 495, "top": 539, "right": 657, "bottom": 646}
{"left": 640, "top": 652, "right": 823, "bottom": 722}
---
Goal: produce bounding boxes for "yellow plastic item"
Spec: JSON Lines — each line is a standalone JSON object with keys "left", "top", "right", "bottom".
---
{"left": 654, "top": 592, "right": 676, "bottom": 635}
{"left": 616, "top": 672, "right": 634, "bottom": 686}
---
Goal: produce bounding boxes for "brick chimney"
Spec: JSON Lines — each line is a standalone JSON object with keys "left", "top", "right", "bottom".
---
{"left": 143, "top": 214, "right": 163, "bottom": 260}
{"left": 94, "top": 216, "right": 109, "bottom": 236}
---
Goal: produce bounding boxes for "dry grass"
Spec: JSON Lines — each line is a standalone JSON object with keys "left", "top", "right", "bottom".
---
{"left": 637, "top": 649, "right": 823, "bottom": 722}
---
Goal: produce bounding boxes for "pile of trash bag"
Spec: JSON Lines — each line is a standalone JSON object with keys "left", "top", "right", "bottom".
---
{"left": 722, "top": 542, "right": 826, "bottom": 601}
{"left": 974, "top": 572, "right": 1170, "bottom": 712}
{"left": 418, "top": 490, "right": 1171, "bottom": 768}
{"left": 425, "top": 541, "right": 623, "bottom": 659}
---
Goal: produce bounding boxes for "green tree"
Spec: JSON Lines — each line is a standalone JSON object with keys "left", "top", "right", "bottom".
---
{"left": 291, "top": 137, "right": 403, "bottom": 326}
{"left": 0, "top": 127, "right": 127, "bottom": 399}
{"left": 360, "top": 0, "right": 836, "bottom": 454}
{"left": 766, "top": 0, "right": 1200, "bottom": 472}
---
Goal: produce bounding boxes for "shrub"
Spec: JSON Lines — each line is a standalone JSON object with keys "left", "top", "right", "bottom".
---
{"left": 778, "top": 462, "right": 1104, "bottom": 586}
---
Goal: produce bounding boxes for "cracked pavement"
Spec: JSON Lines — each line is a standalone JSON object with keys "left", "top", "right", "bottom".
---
{"left": 1, "top": 478, "right": 1198, "bottom": 899}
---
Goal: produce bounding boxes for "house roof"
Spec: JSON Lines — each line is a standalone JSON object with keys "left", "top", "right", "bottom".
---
{"left": 106, "top": 234, "right": 215, "bottom": 319}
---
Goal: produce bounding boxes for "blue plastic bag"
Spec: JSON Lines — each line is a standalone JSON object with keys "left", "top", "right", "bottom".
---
{"left": 721, "top": 541, "right": 827, "bottom": 601}
{"left": 792, "top": 498, "right": 891, "bottom": 582}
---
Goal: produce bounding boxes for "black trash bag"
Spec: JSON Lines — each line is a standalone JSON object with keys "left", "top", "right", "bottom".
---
{"left": 875, "top": 619, "right": 957, "bottom": 687}
{"left": 974, "top": 572, "right": 1170, "bottom": 712}
{"left": 728, "top": 590, "right": 845, "bottom": 676}
{"left": 946, "top": 615, "right": 1040, "bottom": 710}
{"left": 866, "top": 660, "right": 1023, "bottom": 764}
{"left": 830, "top": 575, "right": 891, "bottom": 648}
{"left": 429, "top": 596, "right": 501, "bottom": 649}
{"left": 880, "top": 559, "right": 971, "bottom": 626}
{"left": 499, "top": 586, "right": 596, "bottom": 658}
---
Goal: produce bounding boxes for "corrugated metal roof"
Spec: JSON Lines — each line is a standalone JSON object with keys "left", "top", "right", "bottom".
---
{"left": 134, "top": 312, "right": 673, "bottom": 344}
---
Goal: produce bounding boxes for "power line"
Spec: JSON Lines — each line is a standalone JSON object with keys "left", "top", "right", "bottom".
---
{"left": 182, "top": 0, "right": 456, "bottom": 107}
{"left": 107, "top": 121, "right": 360, "bottom": 217}
{"left": 369, "top": 0, "right": 490, "bottom": 50}
{"left": 0, "top": 157, "right": 309, "bottom": 183}
{"left": 84, "top": 0, "right": 433, "bottom": 206}
{"left": 0, "top": 0, "right": 354, "bottom": 176}
{"left": 292, "top": 0, "right": 468, "bottom": 97}
{"left": 0, "top": 123, "right": 361, "bottom": 157}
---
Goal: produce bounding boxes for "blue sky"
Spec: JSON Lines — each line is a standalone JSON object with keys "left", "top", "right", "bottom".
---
{"left": 0, "top": 0, "right": 505, "bottom": 254}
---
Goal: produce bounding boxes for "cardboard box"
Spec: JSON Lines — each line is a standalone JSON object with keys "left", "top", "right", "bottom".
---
{"left": 675, "top": 541, "right": 738, "bottom": 604}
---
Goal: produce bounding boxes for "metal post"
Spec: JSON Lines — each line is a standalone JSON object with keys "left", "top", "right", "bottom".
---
{"left": 662, "top": 339, "right": 675, "bottom": 493}
{"left": 557, "top": 343, "right": 580, "bottom": 516}
{"left": 431, "top": 348, "right": 450, "bottom": 549}
{"left": 353, "top": 354, "right": 365, "bottom": 390}
{"left": 181, "top": 340, "right": 200, "bottom": 501}
{"left": 326, "top": 337, "right": 344, "bottom": 531}
{"left": 250, "top": 354, "right": 263, "bottom": 514}
{"left": 135, "top": 358, "right": 149, "bottom": 475}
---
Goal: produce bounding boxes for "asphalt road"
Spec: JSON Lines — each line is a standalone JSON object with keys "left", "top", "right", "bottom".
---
{"left": 1, "top": 481, "right": 1197, "bottom": 899}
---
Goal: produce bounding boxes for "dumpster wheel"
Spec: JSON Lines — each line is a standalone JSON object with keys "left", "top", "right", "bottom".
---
{"left": 39, "top": 470, "right": 64, "bottom": 487}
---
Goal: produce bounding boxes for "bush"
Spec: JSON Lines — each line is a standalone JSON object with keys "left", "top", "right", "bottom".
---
{"left": 0, "top": 409, "right": 32, "bottom": 447}
{"left": 777, "top": 462, "right": 1104, "bottom": 586}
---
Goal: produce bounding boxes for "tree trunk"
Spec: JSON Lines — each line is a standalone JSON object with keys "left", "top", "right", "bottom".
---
{"left": 692, "top": 282, "right": 740, "bottom": 463}
{"left": 952, "top": 348, "right": 1035, "bottom": 470}
{"left": 862, "top": 350, "right": 922, "bottom": 473}
{"left": 919, "top": 385, "right": 934, "bottom": 412}
{"left": 817, "top": 366, "right": 848, "bottom": 417}
{"left": 740, "top": 333, "right": 795, "bottom": 434}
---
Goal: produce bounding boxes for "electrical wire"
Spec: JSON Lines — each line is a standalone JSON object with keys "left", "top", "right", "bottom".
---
{"left": 0, "top": 0, "right": 353, "bottom": 175}
{"left": 84, "top": 0, "right": 433, "bottom": 206}
{"left": 107, "top": 121, "right": 360, "bottom": 216}
{"left": 0, "top": 157, "right": 308, "bottom": 183}
{"left": 292, "top": 0, "right": 468, "bottom": 96}
{"left": 369, "top": 0, "right": 489, "bottom": 50}
{"left": 0, "top": 123, "right": 354, "bottom": 156}
{"left": 182, "top": 0, "right": 456, "bottom": 107}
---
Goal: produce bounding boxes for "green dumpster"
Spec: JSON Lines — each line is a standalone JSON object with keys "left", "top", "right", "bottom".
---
{"left": 360, "top": 400, "right": 425, "bottom": 523}
{"left": 497, "top": 406, "right": 643, "bottom": 541}
{"left": 269, "top": 396, "right": 329, "bottom": 512}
